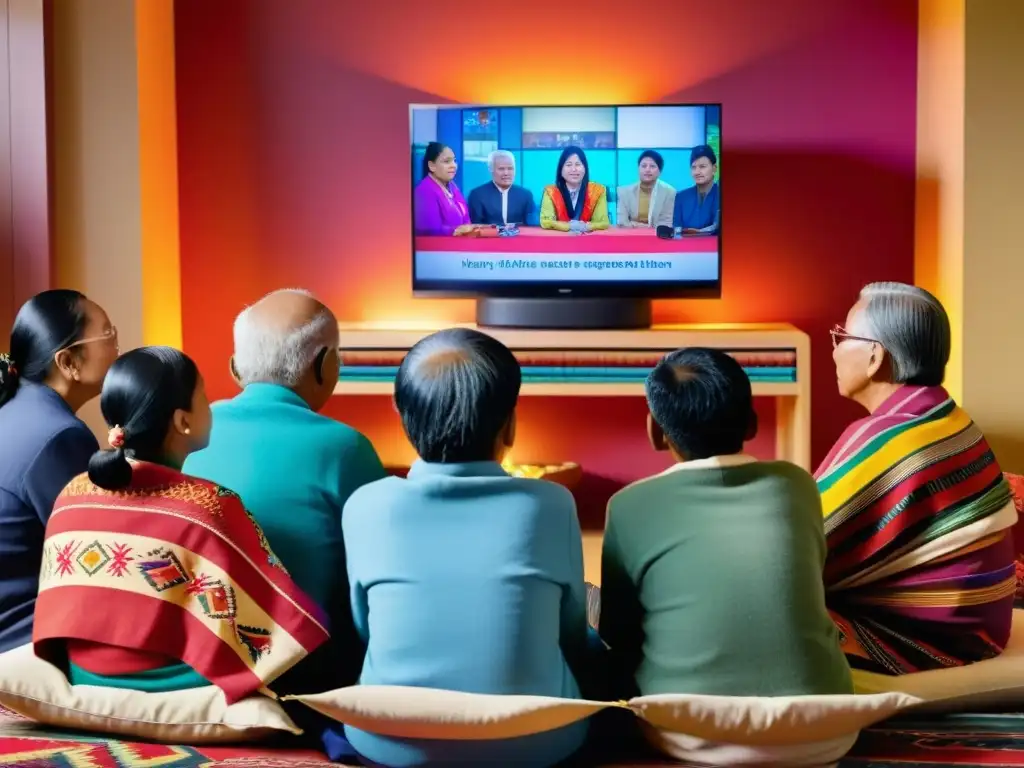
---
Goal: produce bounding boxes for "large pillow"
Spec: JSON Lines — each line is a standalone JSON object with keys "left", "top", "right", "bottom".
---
{"left": 631, "top": 691, "right": 917, "bottom": 766}
{"left": 287, "top": 685, "right": 918, "bottom": 767}
{"left": 0, "top": 644, "right": 300, "bottom": 743}
{"left": 287, "top": 685, "right": 612, "bottom": 740}
{"left": 852, "top": 608, "right": 1024, "bottom": 711}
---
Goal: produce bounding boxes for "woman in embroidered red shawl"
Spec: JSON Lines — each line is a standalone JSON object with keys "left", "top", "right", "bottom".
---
{"left": 539, "top": 145, "right": 611, "bottom": 233}
{"left": 33, "top": 347, "right": 329, "bottom": 703}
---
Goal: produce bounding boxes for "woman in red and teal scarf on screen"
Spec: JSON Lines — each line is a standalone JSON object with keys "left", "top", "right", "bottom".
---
{"left": 539, "top": 146, "right": 610, "bottom": 233}
{"left": 819, "top": 282, "right": 1018, "bottom": 676}
{"left": 32, "top": 346, "right": 329, "bottom": 702}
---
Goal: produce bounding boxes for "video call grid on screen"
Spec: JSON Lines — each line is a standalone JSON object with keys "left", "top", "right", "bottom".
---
{"left": 411, "top": 104, "right": 721, "bottom": 292}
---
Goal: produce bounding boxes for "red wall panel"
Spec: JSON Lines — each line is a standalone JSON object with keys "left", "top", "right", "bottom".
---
{"left": 173, "top": 0, "right": 918, "bottom": 518}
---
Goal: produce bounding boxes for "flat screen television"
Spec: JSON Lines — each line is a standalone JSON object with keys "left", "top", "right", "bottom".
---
{"left": 409, "top": 104, "right": 721, "bottom": 328}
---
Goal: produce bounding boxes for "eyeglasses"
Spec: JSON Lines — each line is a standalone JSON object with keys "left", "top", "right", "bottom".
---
{"left": 830, "top": 324, "right": 880, "bottom": 349}
{"left": 62, "top": 326, "right": 119, "bottom": 353}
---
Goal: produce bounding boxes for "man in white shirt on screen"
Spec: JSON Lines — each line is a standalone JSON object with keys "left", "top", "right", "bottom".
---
{"left": 467, "top": 150, "right": 536, "bottom": 226}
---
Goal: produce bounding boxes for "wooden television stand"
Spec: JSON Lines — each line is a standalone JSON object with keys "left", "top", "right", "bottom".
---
{"left": 335, "top": 322, "right": 811, "bottom": 470}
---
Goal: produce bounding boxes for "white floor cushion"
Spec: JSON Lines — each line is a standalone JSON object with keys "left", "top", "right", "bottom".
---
{"left": 287, "top": 610, "right": 1024, "bottom": 765}
{"left": 288, "top": 685, "right": 917, "bottom": 766}
{"left": 0, "top": 644, "right": 300, "bottom": 743}
{"left": 631, "top": 691, "right": 916, "bottom": 766}
{"left": 287, "top": 685, "right": 611, "bottom": 740}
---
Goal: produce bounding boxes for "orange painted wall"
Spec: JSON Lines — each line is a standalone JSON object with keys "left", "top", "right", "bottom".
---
{"left": 173, "top": 0, "right": 918, "bottom": 521}
{"left": 136, "top": 0, "right": 182, "bottom": 349}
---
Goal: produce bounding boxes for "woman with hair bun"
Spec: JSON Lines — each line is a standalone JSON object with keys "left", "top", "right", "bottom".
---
{"left": 32, "top": 346, "right": 329, "bottom": 701}
{"left": 0, "top": 289, "right": 118, "bottom": 654}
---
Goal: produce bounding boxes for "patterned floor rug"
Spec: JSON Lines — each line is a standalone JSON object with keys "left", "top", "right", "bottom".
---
{"left": 2, "top": 706, "right": 1023, "bottom": 767}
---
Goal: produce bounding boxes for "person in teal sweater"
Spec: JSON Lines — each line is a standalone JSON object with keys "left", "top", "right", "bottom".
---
{"left": 184, "top": 289, "right": 386, "bottom": 694}
{"left": 341, "top": 328, "right": 591, "bottom": 768}
{"left": 598, "top": 347, "right": 851, "bottom": 702}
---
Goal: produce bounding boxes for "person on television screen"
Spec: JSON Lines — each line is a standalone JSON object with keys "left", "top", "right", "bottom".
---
{"left": 413, "top": 142, "right": 475, "bottom": 237}
{"left": 671, "top": 145, "right": 720, "bottom": 234}
{"left": 617, "top": 150, "right": 676, "bottom": 228}
{"left": 539, "top": 146, "right": 610, "bottom": 233}
{"left": 467, "top": 150, "right": 536, "bottom": 227}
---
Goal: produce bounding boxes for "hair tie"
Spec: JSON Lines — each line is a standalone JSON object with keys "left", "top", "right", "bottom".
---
{"left": 108, "top": 425, "right": 126, "bottom": 449}
{"left": 0, "top": 352, "right": 16, "bottom": 378}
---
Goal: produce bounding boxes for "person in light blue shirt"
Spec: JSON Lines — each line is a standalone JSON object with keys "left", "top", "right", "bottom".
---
{"left": 183, "top": 289, "right": 386, "bottom": 695}
{"left": 342, "top": 328, "right": 591, "bottom": 768}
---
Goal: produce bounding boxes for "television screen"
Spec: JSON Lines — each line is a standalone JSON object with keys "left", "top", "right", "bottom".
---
{"left": 410, "top": 104, "right": 721, "bottom": 297}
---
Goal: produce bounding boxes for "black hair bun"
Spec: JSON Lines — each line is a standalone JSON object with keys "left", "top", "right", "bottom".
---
{"left": 88, "top": 446, "right": 134, "bottom": 490}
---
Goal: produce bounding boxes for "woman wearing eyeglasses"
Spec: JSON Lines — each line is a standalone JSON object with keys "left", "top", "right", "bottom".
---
{"left": 818, "top": 282, "right": 1017, "bottom": 677}
{"left": 0, "top": 290, "right": 119, "bottom": 653}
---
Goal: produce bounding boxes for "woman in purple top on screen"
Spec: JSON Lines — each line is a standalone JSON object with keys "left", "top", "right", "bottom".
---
{"left": 414, "top": 142, "right": 475, "bottom": 236}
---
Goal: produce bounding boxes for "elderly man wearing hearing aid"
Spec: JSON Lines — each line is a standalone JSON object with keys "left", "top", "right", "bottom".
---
{"left": 183, "top": 288, "right": 385, "bottom": 694}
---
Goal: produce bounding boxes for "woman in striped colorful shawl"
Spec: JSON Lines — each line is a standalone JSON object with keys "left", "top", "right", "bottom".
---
{"left": 818, "top": 282, "right": 1017, "bottom": 675}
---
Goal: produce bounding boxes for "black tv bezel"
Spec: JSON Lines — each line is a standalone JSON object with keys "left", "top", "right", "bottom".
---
{"left": 409, "top": 102, "right": 722, "bottom": 300}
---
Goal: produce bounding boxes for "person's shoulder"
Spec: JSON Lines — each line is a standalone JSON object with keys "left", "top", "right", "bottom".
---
{"left": 751, "top": 460, "right": 818, "bottom": 489}
{"left": 618, "top": 181, "right": 637, "bottom": 194}
{"left": 342, "top": 475, "right": 402, "bottom": 520}
{"left": 35, "top": 419, "right": 98, "bottom": 463}
{"left": 506, "top": 477, "right": 577, "bottom": 525}
{"left": 589, "top": 181, "right": 608, "bottom": 195}
{"left": 467, "top": 182, "right": 487, "bottom": 199}
{"left": 511, "top": 184, "right": 534, "bottom": 204}
{"left": 200, "top": 478, "right": 244, "bottom": 504}
{"left": 208, "top": 396, "right": 238, "bottom": 416}
{"left": 524, "top": 477, "right": 576, "bottom": 507}
{"left": 313, "top": 417, "right": 376, "bottom": 452}
{"left": 54, "top": 470, "right": 97, "bottom": 500}
{"left": 746, "top": 461, "right": 823, "bottom": 512}
{"left": 50, "top": 416, "right": 97, "bottom": 443}
{"left": 7, "top": 384, "right": 86, "bottom": 435}
{"left": 178, "top": 472, "right": 259, "bottom": 512}
{"left": 206, "top": 394, "right": 282, "bottom": 424}
{"left": 607, "top": 471, "right": 672, "bottom": 516}
{"left": 659, "top": 180, "right": 677, "bottom": 194}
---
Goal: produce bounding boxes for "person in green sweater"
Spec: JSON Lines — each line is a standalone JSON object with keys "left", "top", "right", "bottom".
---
{"left": 598, "top": 347, "right": 852, "bottom": 700}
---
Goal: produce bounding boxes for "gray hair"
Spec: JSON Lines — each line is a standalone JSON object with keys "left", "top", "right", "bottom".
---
{"left": 487, "top": 150, "right": 516, "bottom": 171}
{"left": 855, "top": 282, "right": 950, "bottom": 386}
{"left": 232, "top": 289, "right": 338, "bottom": 388}
{"left": 394, "top": 328, "right": 521, "bottom": 463}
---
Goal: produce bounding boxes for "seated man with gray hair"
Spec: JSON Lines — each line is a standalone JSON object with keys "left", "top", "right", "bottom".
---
{"left": 184, "top": 288, "right": 385, "bottom": 690}
{"left": 340, "top": 328, "right": 591, "bottom": 768}
{"left": 467, "top": 150, "right": 537, "bottom": 226}
{"left": 819, "top": 281, "right": 1017, "bottom": 675}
